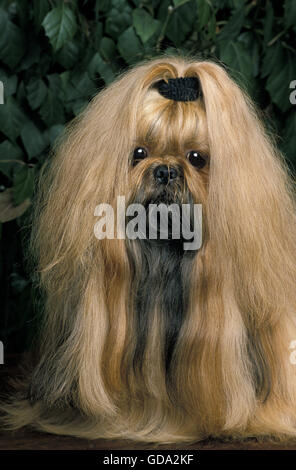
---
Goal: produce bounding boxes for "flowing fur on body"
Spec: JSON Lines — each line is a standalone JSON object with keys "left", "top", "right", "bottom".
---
{"left": 1, "top": 55, "right": 296, "bottom": 443}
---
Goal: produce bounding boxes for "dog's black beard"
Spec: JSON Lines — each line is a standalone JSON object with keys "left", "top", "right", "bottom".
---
{"left": 143, "top": 194, "right": 196, "bottom": 247}
{"left": 126, "top": 186, "right": 198, "bottom": 381}
{"left": 128, "top": 180, "right": 197, "bottom": 245}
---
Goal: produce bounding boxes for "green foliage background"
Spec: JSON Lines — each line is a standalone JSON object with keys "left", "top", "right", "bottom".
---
{"left": 0, "top": 0, "right": 295, "bottom": 353}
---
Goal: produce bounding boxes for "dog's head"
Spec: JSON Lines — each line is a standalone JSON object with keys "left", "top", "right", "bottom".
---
{"left": 126, "top": 77, "right": 208, "bottom": 247}
{"left": 129, "top": 76, "right": 209, "bottom": 202}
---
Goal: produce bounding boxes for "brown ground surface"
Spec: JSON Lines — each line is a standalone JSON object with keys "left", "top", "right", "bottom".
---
{"left": 1, "top": 355, "right": 296, "bottom": 450}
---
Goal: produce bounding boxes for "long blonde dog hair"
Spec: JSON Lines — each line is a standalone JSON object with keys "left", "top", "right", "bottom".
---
{"left": 1, "top": 55, "right": 296, "bottom": 443}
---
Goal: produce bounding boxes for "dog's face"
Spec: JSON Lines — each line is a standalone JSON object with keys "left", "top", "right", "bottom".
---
{"left": 128, "top": 88, "right": 209, "bottom": 209}
{"left": 125, "top": 88, "right": 209, "bottom": 246}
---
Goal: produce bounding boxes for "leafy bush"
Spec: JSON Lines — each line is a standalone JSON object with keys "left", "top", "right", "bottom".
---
{"left": 0, "top": 0, "right": 295, "bottom": 353}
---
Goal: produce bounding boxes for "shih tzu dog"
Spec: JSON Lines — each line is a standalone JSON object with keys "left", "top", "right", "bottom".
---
{"left": 2, "top": 55, "right": 296, "bottom": 444}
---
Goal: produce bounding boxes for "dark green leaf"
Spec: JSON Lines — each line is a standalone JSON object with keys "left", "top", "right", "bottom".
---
{"left": 42, "top": 4, "right": 77, "bottom": 51}
{"left": 263, "top": 1, "right": 274, "bottom": 46}
{"left": 196, "top": 0, "right": 211, "bottom": 31}
{"left": 13, "top": 166, "right": 35, "bottom": 205}
{"left": 261, "top": 42, "right": 284, "bottom": 79}
{"left": 47, "top": 124, "right": 65, "bottom": 146}
{"left": 219, "top": 41, "right": 253, "bottom": 79}
{"left": 173, "top": 0, "right": 190, "bottom": 5}
{"left": 93, "top": 22, "right": 103, "bottom": 49}
{"left": 16, "top": 80, "right": 26, "bottom": 103}
{"left": 157, "top": 0, "right": 171, "bottom": 22}
{"left": 47, "top": 73, "right": 65, "bottom": 101}
{"left": 218, "top": 7, "right": 245, "bottom": 42}
{"left": 0, "top": 8, "right": 25, "bottom": 68}
{"left": 16, "top": 42, "right": 41, "bottom": 71}
{"left": 132, "top": 8, "right": 160, "bottom": 43}
{"left": 16, "top": 0, "right": 31, "bottom": 30}
{"left": 105, "top": 0, "right": 132, "bottom": 39}
{"left": 100, "top": 37, "right": 116, "bottom": 61}
{"left": 72, "top": 99, "right": 88, "bottom": 116}
{"left": 118, "top": 27, "right": 143, "bottom": 64}
{"left": 88, "top": 52, "right": 115, "bottom": 84}
{"left": 0, "top": 140, "right": 23, "bottom": 161}
{"left": 0, "top": 96, "right": 27, "bottom": 141}
{"left": 70, "top": 71, "right": 96, "bottom": 98}
{"left": 237, "top": 33, "right": 259, "bottom": 77}
{"left": 232, "top": 0, "right": 246, "bottom": 7}
{"left": 21, "top": 122, "right": 48, "bottom": 159}
{"left": 0, "top": 140, "right": 23, "bottom": 179}
{"left": 26, "top": 77, "right": 48, "bottom": 110}
{"left": 60, "top": 73, "right": 81, "bottom": 103}
{"left": 33, "top": 0, "right": 50, "bottom": 33}
{"left": 166, "top": 1, "right": 195, "bottom": 46}
{"left": 207, "top": 12, "right": 216, "bottom": 40}
{"left": 284, "top": 0, "right": 296, "bottom": 29}
{"left": 96, "top": 0, "right": 111, "bottom": 13}
{"left": 56, "top": 41, "right": 79, "bottom": 68}
{"left": 39, "top": 90, "right": 65, "bottom": 126}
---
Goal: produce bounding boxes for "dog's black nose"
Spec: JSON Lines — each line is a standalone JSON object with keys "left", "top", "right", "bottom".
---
{"left": 154, "top": 165, "right": 178, "bottom": 184}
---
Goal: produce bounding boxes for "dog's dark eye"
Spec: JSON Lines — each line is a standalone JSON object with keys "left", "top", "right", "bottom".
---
{"left": 133, "top": 147, "right": 148, "bottom": 165}
{"left": 186, "top": 150, "right": 207, "bottom": 169}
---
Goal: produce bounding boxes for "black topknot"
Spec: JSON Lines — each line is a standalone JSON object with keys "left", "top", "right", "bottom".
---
{"left": 153, "top": 77, "right": 201, "bottom": 102}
